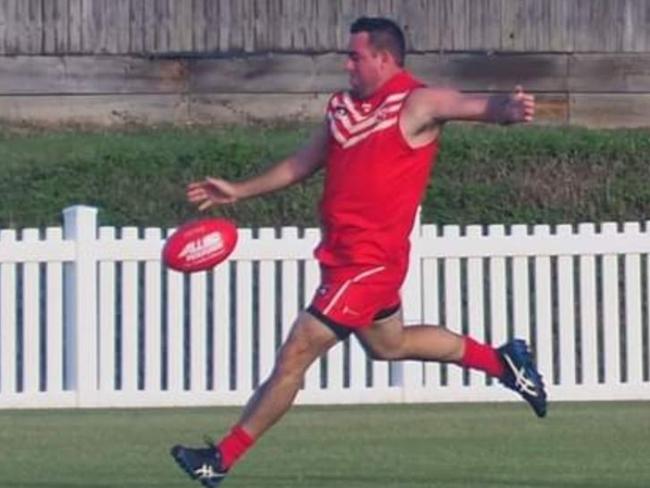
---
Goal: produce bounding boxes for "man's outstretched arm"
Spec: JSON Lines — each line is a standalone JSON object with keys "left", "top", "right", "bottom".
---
{"left": 401, "top": 85, "right": 535, "bottom": 145}
{"left": 187, "top": 122, "right": 329, "bottom": 211}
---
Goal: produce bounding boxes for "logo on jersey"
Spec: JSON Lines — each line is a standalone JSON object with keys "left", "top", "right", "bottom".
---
{"left": 342, "top": 304, "right": 361, "bottom": 317}
{"left": 317, "top": 284, "right": 331, "bottom": 296}
{"left": 334, "top": 105, "right": 349, "bottom": 117}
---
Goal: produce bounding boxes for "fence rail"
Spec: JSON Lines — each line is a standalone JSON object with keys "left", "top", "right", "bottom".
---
{"left": 1, "top": 205, "right": 649, "bottom": 409}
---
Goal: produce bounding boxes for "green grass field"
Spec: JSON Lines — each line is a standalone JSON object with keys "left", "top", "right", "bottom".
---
{"left": 0, "top": 402, "right": 649, "bottom": 487}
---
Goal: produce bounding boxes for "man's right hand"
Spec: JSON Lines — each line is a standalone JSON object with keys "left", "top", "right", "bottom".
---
{"left": 186, "top": 122, "right": 329, "bottom": 212}
{"left": 186, "top": 177, "right": 243, "bottom": 211}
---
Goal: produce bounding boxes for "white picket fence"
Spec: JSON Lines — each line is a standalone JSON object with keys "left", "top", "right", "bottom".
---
{"left": 1, "top": 205, "right": 649, "bottom": 409}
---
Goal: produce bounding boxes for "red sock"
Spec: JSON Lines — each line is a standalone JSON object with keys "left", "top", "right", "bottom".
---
{"left": 459, "top": 336, "right": 504, "bottom": 378}
{"left": 217, "top": 425, "right": 255, "bottom": 470}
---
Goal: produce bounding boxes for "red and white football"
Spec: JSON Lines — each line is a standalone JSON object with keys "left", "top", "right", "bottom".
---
{"left": 162, "top": 218, "right": 238, "bottom": 273}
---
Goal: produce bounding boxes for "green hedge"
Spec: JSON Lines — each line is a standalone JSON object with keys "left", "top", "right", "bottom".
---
{"left": 1, "top": 123, "right": 650, "bottom": 229}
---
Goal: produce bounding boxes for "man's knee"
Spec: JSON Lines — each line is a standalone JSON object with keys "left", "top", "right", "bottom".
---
{"left": 272, "top": 312, "right": 338, "bottom": 377}
{"left": 272, "top": 338, "right": 312, "bottom": 379}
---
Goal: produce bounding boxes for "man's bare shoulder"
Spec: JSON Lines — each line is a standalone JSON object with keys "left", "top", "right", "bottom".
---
{"left": 405, "top": 86, "right": 458, "bottom": 112}
{"left": 400, "top": 87, "right": 454, "bottom": 146}
{"left": 401, "top": 86, "right": 454, "bottom": 131}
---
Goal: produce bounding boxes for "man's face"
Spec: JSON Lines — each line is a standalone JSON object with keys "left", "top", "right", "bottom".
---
{"left": 345, "top": 32, "right": 383, "bottom": 98}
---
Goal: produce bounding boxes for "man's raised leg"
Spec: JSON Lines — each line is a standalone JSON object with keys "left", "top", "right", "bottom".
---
{"left": 355, "top": 310, "right": 546, "bottom": 417}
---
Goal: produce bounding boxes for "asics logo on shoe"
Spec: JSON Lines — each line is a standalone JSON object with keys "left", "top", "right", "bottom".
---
{"left": 503, "top": 353, "right": 539, "bottom": 397}
{"left": 194, "top": 464, "right": 225, "bottom": 479}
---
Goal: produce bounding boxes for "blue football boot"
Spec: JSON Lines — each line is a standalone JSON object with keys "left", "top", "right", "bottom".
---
{"left": 171, "top": 443, "right": 228, "bottom": 487}
{"left": 498, "top": 339, "right": 547, "bottom": 417}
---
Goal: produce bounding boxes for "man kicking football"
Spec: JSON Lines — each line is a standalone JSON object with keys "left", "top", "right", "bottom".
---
{"left": 171, "top": 16, "right": 546, "bottom": 487}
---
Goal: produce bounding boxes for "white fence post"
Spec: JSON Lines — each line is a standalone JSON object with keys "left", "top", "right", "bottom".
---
{"left": 397, "top": 208, "right": 424, "bottom": 394}
{"left": 63, "top": 205, "right": 98, "bottom": 407}
{"left": 0, "top": 229, "right": 18, "bottom": 396}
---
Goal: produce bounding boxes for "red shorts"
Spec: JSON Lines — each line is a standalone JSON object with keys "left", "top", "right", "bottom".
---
{"left": 307, "top": 265, "right": 402, "bottom": 337}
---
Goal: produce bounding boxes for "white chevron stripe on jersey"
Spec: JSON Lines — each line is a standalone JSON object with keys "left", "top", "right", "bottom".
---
{"left": 336, "top": 103, "right": 401, "bottom": 135}
{"left": 329, "top": 94, "right": 355, "bottom": 124}
{"left": 340, "top": 90, "right": 408, "bottom": 124}
{"left": 328, "top": 113, "right": 348, "bottom": 146}
{"left": 384, "top": 91, "right": 409, "bottom": 104}
{"left": 342, "top": 117, "right": 399, "bottom": 148}
{"left": 327, "top": 90, "right": 410, "bottom": 148}
{"left": 342, "top": 93, "right": 363, "bottom": 122}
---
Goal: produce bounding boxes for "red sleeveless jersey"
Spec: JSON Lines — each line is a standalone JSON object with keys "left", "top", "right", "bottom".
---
{"left": 315, "top": 71, "right": 439, "bottom": 283}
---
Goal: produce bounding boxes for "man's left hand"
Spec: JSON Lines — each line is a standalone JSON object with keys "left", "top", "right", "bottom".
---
{"left": 502, "top": 85, "right": 535, "bottom": 124}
